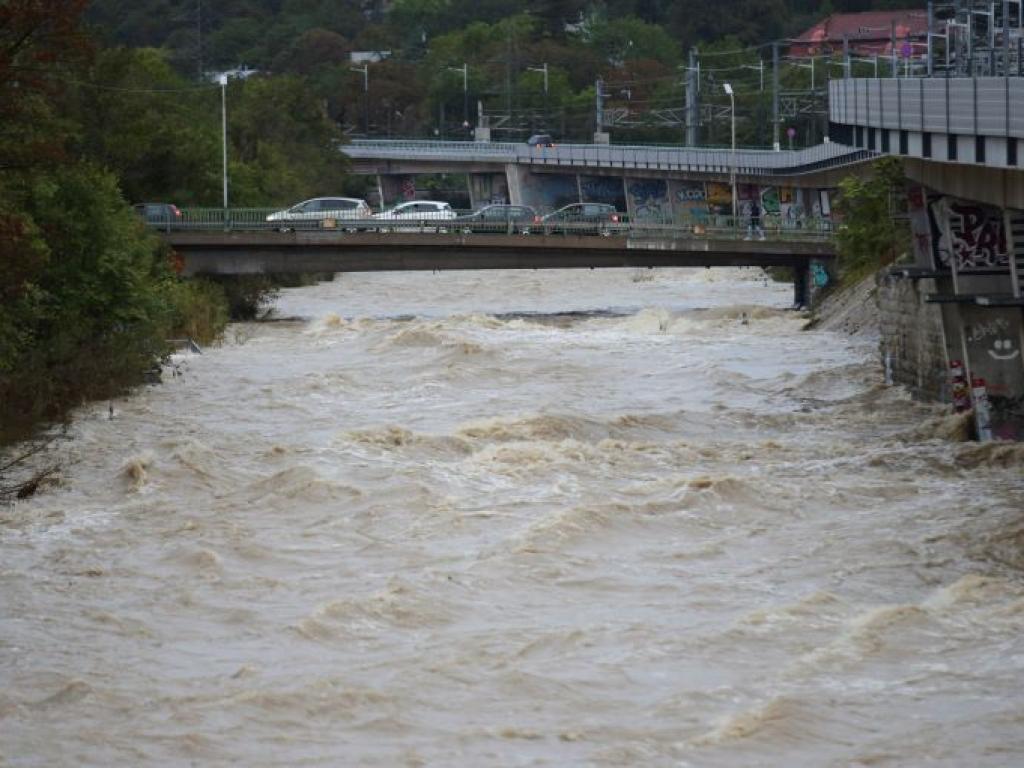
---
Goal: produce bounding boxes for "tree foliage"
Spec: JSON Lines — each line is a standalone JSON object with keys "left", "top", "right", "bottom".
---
{"left": 834, "top": 157, "right": 910, "bottom": 277}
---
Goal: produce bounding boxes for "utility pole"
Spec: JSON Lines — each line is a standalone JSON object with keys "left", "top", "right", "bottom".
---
{"left": 685, "top": 47, "right": 699, "bottom": 146}
{"left": 505, "top": 29, "right": 512, "bottom": 124}
{"left": 196, "top": 0, "right": 203, "bottom": 81}
{"left": 843, "top": 34, "right": 851, "bottom": 78}
{"left": 891, "top": 21, "right": 898, "bottom": 76}
{"left": 351, "top": 64, "right": 369, "bottom": 134}
{"left": 772, "top": 41, "right": 780, "bottom": 151}
{"left": 595, "top": 77, "right": 608, "bottom": 143}
{"left": 219, "top": 75, "right": 228, "bottom": 212}
{"left": 927, "top": 0, "right": 934, "bottom": 76}
{"left": 528, "top": 63, "right": 549, "bottom": 128}
{"left": 448, "top": 63, "right": 468, "bottom": 129}
{"left": 1003, "top": 0, "right": 1011, "bottom": 76}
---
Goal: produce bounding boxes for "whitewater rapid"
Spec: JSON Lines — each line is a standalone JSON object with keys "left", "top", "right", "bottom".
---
{"left": 2, "top": 268, "right": 1023, "bottom": 766}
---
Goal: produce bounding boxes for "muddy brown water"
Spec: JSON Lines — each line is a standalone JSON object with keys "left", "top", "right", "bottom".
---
{"left": 2, "top": 268, "right": 1023, "bottom": 766}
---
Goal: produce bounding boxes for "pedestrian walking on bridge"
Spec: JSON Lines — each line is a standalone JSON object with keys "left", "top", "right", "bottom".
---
{"left": 745, "top": 201, "right": 765, "bottom": 241}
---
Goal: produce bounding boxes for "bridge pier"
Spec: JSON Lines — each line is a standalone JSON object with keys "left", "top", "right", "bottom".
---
{"left": 883, "top": 187, "right": 1024, "bottom": 439}
{"left": 467, "top": 173, "right": 509, "bottom": 208}
{"left": 793, "top": 265, "right": 809, "bottom": 309}
{"left": 375, "top": 174, "right": 414, "bottom": 209}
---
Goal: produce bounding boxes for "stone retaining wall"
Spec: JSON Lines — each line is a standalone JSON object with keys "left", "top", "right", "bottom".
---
{"left": 877, "top": 274, "right": 950, "bottom": 401}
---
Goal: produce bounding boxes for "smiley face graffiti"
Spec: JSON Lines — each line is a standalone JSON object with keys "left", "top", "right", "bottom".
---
{"left": 988, "top": 338, "right": 1021, "bottom": 362}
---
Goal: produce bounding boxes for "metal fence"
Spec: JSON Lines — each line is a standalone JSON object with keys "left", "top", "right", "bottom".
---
{"left": 152, "top": 208, "right": 834, "bottom": 242}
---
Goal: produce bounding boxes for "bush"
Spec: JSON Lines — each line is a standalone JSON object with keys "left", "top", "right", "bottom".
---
{"left": 834, "top": 157, "right": 910, "bottom": 281}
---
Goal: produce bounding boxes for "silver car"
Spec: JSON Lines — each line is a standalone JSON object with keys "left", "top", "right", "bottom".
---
{"left": 266, "top": 197, "right": 372, "bottom": 229}
{"left": 372, "top": 200, "right": 456, "bottom": 232}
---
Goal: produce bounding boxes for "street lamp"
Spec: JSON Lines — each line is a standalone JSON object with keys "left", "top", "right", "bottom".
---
{"left": 723, "top": 82, "right": 737, "bottom": 226}
{"left": 448, "top": 63, "right": 468, "bottom": 131}
{"left": 219, "top": 74, "right": 228, "bottom": 212}
{"left": 528, "top": 63, "right": 549, "bottom": 128}
{"left": 351, "top": 64, "right": 369, "bottom": 134}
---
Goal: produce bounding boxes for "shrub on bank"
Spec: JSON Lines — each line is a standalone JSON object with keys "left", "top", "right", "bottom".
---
{"left": 0, "top": 165, "right": 231, "bottom": 445}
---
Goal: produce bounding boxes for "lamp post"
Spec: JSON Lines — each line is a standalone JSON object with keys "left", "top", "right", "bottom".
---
{"left": 219, "top": 74, "right": 228, "bottom": 213}
{"left": 351, "top": 64, "right": 369, "bottom": 134}
{"left": 528, "top": 63, "right": 549, "bottom": 128}
{"left": 448, "top": 63, "right": 468, "bottom": 130}
{"left": 723, "top": 82, "right": 737, "bottom": 228}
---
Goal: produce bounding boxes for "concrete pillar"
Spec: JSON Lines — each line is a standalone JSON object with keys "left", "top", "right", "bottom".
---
{"left": 793, "top": 265, "right": 810, "bottom": 308}
{"left": 377, "top": 175, "right": 412, "bottom": 208}
{"left": 467, "top": 173, "right": 509, "bottom": 209}
{"left": 959, "top": 304, "right": 1024, "bottom": 439}
{"left": 504, "top": 164, "right": 528, "bottom": 206}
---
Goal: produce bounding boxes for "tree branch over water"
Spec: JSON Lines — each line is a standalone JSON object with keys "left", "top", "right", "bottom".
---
{"left": 0, "top": 429, "right": 66, "bottom": 504}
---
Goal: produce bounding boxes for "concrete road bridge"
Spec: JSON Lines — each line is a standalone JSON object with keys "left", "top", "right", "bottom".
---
{"left": 162, "top": 219, "right": 834, "bottom": 307}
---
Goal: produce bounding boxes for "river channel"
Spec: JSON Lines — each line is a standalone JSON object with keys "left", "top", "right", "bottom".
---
{"left": 2, "top": 268, "right": 1023, "bottom": 766}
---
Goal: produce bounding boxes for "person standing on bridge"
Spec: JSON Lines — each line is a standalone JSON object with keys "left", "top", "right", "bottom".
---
{"left": 746, "top": 201, "right": 765, "bottom": 241}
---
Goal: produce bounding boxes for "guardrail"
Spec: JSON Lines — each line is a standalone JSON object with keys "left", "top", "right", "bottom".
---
{"left": 343, "top": 139, "right": 876, "bottom": 177}
{"left": 144, "top": 208, "right": 834, "bottom": 242}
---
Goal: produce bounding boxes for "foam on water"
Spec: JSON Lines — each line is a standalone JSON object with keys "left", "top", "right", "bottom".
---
{"left": 3, "top": 267, "right": 1023, "bottom": 766}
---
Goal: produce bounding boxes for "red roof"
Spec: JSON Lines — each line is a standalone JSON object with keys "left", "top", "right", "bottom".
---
{"left": 790, "top": 10, "right": 930, "bottom": 56}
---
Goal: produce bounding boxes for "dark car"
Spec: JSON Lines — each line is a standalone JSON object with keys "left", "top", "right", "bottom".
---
{"left": 526, "top": 133, "right": 555, "bottom": 148}
{"left": 455, "top": 204, "right": 539, "bottom": 234}
{"left": 134, "top": 203, "right": 181, "bottom": 230}
{"left": 540, "top": 202, "right": 625, "bottom": 235}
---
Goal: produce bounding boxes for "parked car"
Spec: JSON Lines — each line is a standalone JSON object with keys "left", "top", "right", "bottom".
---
{"left": 134, "top": 203, "right": 181, "bottom": 229}
{"left": 372, "top": 200, "right": 456, "bottom": 231}
{"left": 540, "top": 202, "right": 625, "bottom": 235}
{"left": 266, "top": 197, "right": 372, "bottom": 229}
{"left": 526, "top": 133, "right": 556, "bottom": 148}
{"left": 455, "top": 204, "right": 538, "bottom": 234}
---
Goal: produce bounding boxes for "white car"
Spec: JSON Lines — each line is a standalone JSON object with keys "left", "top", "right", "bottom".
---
{"left": 266, "top": 197, "right": 372, "bottom": 229}
{"left": 372, "top": 201, "right": 456, "bottom": 231}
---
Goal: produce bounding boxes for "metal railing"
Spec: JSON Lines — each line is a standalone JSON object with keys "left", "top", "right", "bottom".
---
{"left": 344, "top": 139, "right": 875, "bottom": 177}
{"left": 150, "top": 208, "right": 834, "bottom": 243}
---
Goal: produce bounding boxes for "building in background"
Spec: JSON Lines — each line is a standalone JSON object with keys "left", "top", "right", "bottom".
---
{"left": 789, "top": 10, "right": 930, "bottom": 57}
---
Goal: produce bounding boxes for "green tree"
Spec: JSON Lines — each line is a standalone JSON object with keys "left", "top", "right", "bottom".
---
{"left": 226, "top": 75, "right": 348, "bottom": 205}
{"left": 68, "top": 47, "right": 222, "bottom": 204}
{"left": 834, "top": 157, "right": 910, "bottom": 278}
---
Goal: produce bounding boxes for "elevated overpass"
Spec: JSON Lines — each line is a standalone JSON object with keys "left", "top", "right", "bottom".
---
{"left": 344, "top": 139, "right": 875, "bottom": 181}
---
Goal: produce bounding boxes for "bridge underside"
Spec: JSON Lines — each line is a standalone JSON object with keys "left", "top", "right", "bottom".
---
{"left": 167, "top": 231, "right": 833, "bottom": 305}
{"left": 169, "top": 231, "right": 831, "bottom": 274}
{"left": 350, "top": 158, "right": 868, "bottom": 191}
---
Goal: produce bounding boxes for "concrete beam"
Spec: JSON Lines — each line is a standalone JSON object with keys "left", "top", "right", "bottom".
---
{"left": 904, "top": 158, "right": 1024, "bottom": 210}
{"left": 165, "top": 231, "right": 833, "bottom": 276}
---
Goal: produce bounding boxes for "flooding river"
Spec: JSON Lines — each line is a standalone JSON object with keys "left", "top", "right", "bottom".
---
{"left": 2, "top": 268, "right": 1023, "bottom": 766}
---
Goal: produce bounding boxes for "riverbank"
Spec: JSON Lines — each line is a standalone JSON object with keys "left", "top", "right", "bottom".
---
{"left": 806, "top": 270, "right": 880, "bottom": 339}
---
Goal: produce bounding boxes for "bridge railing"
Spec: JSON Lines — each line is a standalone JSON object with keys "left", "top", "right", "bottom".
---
{"left": 153, "top": 208, "right": 834, "bottom": 242}
{"left": 344, "top": 139, "right": 875, "bottom": 177}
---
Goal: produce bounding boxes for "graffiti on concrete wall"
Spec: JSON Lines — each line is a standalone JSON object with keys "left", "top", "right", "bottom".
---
{"left": 779, "top": 187, "right": 808, "bottom": 229}
{"left": 929, "top": 196, "right": 1009, "bottom": 271}
{"left": 627, "top": 179, "right": 671, "bottom": 222}
{"left": 670, "top": 181, "right": 708, "bottom": 225}
{"left": 580, "top": 176, "right": 626, "bottom": 210}
{"left": 705, "top": 182, "right": 732, "bottom": 216}
{"left": 961, "top": 306, "right": 1024, "bottom": 440}
{"left": 965, "top": 316, "right": 1021, "bottom": 366}
{"left": 535, "top": 174, "right": 580, "bottom": 211}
